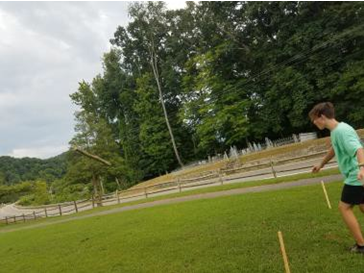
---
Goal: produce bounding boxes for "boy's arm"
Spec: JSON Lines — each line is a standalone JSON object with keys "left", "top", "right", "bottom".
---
{"left": 312, "top": 147, "right": 335, "bottom": 173}
{"left": 356, "top": 148, "right": 364, "bottom": 181}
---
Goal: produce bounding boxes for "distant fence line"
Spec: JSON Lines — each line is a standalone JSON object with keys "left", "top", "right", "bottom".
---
{"left": 0, "top": 149, "right": 335, "bottom": 226}
{"left": 174, "top": 133, "right": 317, "bottom": 172}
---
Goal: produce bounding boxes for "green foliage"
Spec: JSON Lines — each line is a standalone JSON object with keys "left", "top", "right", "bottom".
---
{"left": 332, "top": 60, "right": 364, "bottom": 127}
{"left": 51, "top": 180, "right": 90, "bottom": 203}
{"left": 18, "top": 181, "right": 51, "bottom": 206}
{"left": 0, "top": 153, "right": 67, "bottom": 185}
{"left": 0, "top": 182, "right": 33, "bottom": 204}
{"left": 66, "top": 63, "right": 133, "bottom": 199}
{"left": 134, "top": 73, "right": 177, "bottom": 175}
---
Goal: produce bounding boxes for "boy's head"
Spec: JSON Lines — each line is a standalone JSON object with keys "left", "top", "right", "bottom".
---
{"left": 309, "top": 102, "right": 335, "bottom": 130}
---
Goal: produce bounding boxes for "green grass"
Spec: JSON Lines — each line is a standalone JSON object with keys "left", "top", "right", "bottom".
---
{"left": 2, "top": 179, "right": 364, "bottom": 272}
{"left": 0, "top": 168, "right": 340, "bottom": 231}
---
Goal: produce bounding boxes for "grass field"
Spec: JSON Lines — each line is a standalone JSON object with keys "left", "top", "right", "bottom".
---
{"left": 2, "top": 179, "right": 364, "bottom": 273}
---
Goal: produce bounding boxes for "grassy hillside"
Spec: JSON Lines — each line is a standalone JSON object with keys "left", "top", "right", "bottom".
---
{"left": 1, "top": 180, "right": 364, "bottom": 272}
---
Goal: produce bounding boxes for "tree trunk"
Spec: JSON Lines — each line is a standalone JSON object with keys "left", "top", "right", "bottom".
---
{"left": 149, "top": 47, "right": 184, "bottom": 168}
{"left": 115, "top": 177, "right": 121, "bottom": 190}
{"left": 92, "top": 174, "right": 102, "bottom": 207}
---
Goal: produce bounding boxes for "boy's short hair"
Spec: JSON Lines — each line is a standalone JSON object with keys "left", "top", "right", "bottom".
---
{"left": 309, "top": 102, "right": 335, "bottom": 121}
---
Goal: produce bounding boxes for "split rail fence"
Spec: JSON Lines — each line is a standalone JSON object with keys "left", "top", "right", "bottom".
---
{"left": 0, "top": 150, "right": 336, "bottom": 225}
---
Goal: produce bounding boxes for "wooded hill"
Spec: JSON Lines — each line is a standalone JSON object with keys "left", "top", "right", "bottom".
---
{"left": 0, "top": 154, "right": 68, "bottom": 204}
{"left": 0, "top": 153, "right": 67, "bottom": 185}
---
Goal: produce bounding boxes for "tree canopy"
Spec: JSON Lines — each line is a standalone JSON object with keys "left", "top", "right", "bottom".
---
{"left": 67, "top": 1, "right": 364, "bottom": 190}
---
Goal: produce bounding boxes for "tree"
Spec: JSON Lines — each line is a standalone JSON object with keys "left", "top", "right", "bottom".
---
{"left": 100, "top": 49, "right": 144, "bottom": 183}
{"left": 66, "top": 79, "right": 127, "bottom": 200}
{"left": 134, "top": 73, "right": 177, "bottom": 175}
{"left": 112, "top": 2, "right": 184, "bottom": 168}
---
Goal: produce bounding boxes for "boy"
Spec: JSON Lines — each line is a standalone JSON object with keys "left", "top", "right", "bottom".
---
{"left": 310, "top": 102, "right": 364, "bottom": 253}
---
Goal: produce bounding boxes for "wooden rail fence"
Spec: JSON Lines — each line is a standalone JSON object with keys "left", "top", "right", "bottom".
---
{"left": 0, "top": 150, "right": 335, "bottom": 225}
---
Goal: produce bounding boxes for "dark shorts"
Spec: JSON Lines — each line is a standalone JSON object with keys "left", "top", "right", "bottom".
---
{"left": 341, "top": 184, "right": 364, "bottom": 205}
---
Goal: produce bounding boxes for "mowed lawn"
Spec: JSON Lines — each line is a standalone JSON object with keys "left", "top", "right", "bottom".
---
{"left": 2, "top": 181, "right": 364, "bottom": 273}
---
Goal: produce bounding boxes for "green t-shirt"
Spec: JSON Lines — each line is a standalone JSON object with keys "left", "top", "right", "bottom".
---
{"left": 331, "top": 122, "right": 363, "bottom": 186}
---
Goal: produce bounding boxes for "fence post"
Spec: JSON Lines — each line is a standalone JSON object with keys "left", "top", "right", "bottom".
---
{"left": 33, "top": 211, "right": 36, "bottom": 220}
{"left": 144, "top": 187, "right": 148, "bottom": 198}
{"left": 92, "top": 196, "right": 95, "bottom": 208}
{"left": 116, "top": 190, "right": 120, "bottom": 204}
{"left": 58, "top": 205, "right": 62, "bottom": 216}
{"left": 5, "top": 216, "right": 8, "bottom": 225}
{"left": 270, "top": 158, "right": 277, "bottom": 178}
{"left": 13, "top": 216, "right": 16, "bottom": 223}
{"left": 218, "top": 169, "right": 224, "bottom": 185}
{"left": 44, "top": 207, "right": 48, "bottom": 218}
{"left": 74, "top": 201, "right": 78, "bottom": 213}
{"left": 178, "top": 178, "right": 182, "bottom": 193}
{"left": 22, "top": 214, "right": 26, "bottom": 223}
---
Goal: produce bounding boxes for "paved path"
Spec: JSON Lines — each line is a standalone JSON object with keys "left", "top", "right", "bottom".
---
{"left": 0, "top": 203, "right": 27, "bottom": 218}
{"left": 0, "top": 174, "right": 343, "bottom": 234}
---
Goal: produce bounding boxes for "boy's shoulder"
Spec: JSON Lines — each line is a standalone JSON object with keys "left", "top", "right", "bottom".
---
{"left": 332, "top": 122, "right": 356, "bottom": 138}
{"left": 336, "top": 122, "right": 354, "bottom": 132}
{"left": 341, "top": 122, "right": 356, "bottom": 133}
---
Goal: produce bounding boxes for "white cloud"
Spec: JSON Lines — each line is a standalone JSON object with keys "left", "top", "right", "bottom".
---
{"left": 0, "top": 2, "right": 130, "bottom": 159}
{"left": 9, "top": 145, "right": 69, "bottom": 159}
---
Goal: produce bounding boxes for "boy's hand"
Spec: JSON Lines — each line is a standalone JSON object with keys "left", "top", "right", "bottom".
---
{"left": 312, "top": 165, "right": 321, "bottom": 173}
{"left": 357, "top": 168, "right": 364, "bottom": 181}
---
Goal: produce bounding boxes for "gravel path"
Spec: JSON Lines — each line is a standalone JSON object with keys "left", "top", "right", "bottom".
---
{"left": 0, "top": 174, "right": 343, "bottom": 234}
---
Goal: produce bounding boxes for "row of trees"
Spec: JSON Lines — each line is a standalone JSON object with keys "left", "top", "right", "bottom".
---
{"left": 4, "top": 2, "right": 363, "bottom": 203}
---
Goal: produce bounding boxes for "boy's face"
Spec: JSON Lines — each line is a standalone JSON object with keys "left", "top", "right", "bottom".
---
{"left": 312, "top": 115, "right": 326, "bottom": 130}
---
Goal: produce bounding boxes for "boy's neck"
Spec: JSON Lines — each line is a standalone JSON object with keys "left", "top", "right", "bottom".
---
{"left": 326, "top": 119, "right": 339, "bottom": 131}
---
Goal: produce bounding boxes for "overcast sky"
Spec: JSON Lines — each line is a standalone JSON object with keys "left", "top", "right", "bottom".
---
{"left": 0, "top": 1, "right": 186, "bottom": 159}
